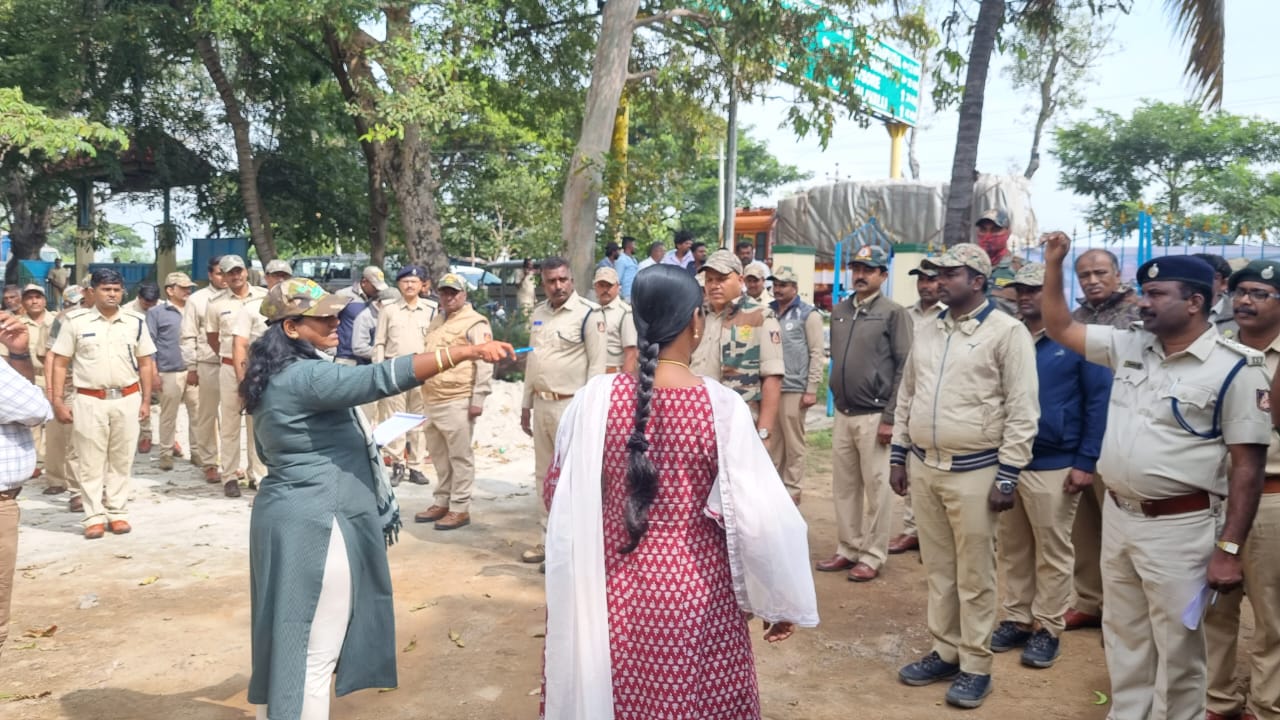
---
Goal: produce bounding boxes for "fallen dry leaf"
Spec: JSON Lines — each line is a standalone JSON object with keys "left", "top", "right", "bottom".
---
{"left": 12, "top": 642, "right": 37, "bottom": 651}
{"left": 409, "top": 600, "right": 436, "bottom": 612}
{"left": 59, "top": 565, "right": 80, "bottom": 576}
{"left": 377, "top": 687, "right": 398, "bottom": 694}
{"left": 0, "top": 690, "right": 52, "bottom": 701}
{"left": 113, "top": 554, "right": 133, "bottom": 560}
{"left": 448, "top": 629, "right": 465, "bottom": 648}
{"left": 22, "top": 625, "right": 57, "bottom": 638}
{"left": 402, "top": 637, "right": 417, "bottom": 653}
{"left": 138, "top": 576, "right": 159, "bottom": 586}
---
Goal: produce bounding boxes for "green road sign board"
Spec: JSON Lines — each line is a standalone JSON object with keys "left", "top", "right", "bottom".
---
{"left": 807, "top": 13, "right": 920, "bottom": 126}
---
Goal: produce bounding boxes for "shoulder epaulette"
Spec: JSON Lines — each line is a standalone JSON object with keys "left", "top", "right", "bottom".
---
{"left": 578, "top": 296, "right": 601, "bottom": 311}
{"left": 1216, "top": 336, "right": 1266, "bottom": 367}
{"left": 66, "top": 308, "right": 91, "bottom": 319}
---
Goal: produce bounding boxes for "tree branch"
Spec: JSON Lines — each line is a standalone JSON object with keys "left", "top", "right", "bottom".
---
{"left": 633, "top": 8, "right": 708, "bottom": 29}
{"left": 626, "top": 69, "right": 659, "bottom": 83}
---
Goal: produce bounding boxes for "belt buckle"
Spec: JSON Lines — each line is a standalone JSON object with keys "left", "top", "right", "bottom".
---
{"left": 1113, "top": 494, "right": 1143, "bottom": 515}
{"left": 105, "top": 387, "right": 123, "bottom": 400}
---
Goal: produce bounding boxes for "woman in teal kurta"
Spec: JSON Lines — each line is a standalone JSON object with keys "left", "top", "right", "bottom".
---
{"left": 240, "top": 278, "right": 511, "bottom": 720}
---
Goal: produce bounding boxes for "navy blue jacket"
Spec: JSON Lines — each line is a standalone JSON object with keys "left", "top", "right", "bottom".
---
{"left": 336, "top": 300, "right": 369, "bottom": 363}
{"left": 1028, "top": 331, "right": 1111, "bottom": 472}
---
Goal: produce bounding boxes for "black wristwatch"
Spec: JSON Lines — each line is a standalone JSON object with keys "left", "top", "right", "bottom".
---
{"left": 6, "top": 352, "right": 30, "bottom": 361}
{"left": 996, "top": 479, "right": 1017, "bottom": 495}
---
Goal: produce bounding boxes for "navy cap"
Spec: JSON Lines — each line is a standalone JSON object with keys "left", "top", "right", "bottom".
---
{"left": 1229, "top": 259, "right": 1280, "bottom": 292}
{"left": 396, "top": 265, "right": 428, "bottom": 282}
{"left": 1135, "top": 256, "right": 1215, "bottom": 293}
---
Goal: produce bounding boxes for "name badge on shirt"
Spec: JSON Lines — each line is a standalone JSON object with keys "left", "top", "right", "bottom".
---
{"left": 1123, "top": 360, "right": 1142, "bottom": 369}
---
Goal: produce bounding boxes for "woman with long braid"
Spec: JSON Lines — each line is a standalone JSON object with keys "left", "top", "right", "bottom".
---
{"left": 540, "top": 264, "right": 818, "bottom": 720}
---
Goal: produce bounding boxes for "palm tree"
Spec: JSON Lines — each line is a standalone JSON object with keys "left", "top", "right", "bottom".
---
{"left": 941, "top": 0, "right": 1224, "bottom": 246}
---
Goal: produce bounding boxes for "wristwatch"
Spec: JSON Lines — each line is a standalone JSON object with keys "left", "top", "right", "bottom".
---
{"left": 1216, "top": 539, "right": 1241, "bottom": 556}
{"left": 996, "top": 479, "right": 1017, "bottom": 495}
{"left": 757, "top": 428, "right": 770, "bottom": 440}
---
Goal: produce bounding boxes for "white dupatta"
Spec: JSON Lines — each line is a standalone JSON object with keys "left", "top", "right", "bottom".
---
{"left": 542, "top": 374, "right": 819, "bottom": 720}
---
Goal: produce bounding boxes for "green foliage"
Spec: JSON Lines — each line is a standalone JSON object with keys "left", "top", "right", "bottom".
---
{"left": 1053, "top": 101, "right": 1280, "bottom": 229}
{"left": 0, "top": 88, "right": 127, "bottom": 164}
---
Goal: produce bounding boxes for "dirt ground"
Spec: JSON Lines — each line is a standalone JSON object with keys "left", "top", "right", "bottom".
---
{"left": 0, "top": 386, "right": 1237, "bottom": 719}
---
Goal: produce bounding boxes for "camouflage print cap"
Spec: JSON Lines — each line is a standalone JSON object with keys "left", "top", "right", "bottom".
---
{"left": 259, "top": 277, "right": 351, "bottom": 322}
{"left": 437, "top": 272, "right": 468, "bottom": 292}
{"left": 921, "top": 243, "right": 992, "bottom": 277}
{"left": 1228, "top": 258, "right": 1280, "bottom": 292}
{"left": 849, "top": 244, "right": 889, "bottom": 269}
{"left": 976, "top": 208, "right": 1010, "bottom": 229}
{"left": 769, "top": 266, "right": 800, "bottom": 284}
{"left": 699, "top": 248, "right": 743, "bottom": 276}
{"left": 743, "top": 261, "right": 770, "bottom": 279}
{"left": 1008, "top": 262, "right": 1045, "bottom": 288}
{"left": 64, "top": 285, "right": 84, "bottom": 305}
{"left": 264, "top": 259, "right": 294, "bottom": 277}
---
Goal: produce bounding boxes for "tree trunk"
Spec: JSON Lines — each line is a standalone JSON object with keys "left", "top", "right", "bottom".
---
{"left": 1024, "top": 46, "right": 1060, "bottom": 180}
{"left": 561, "top": 0, "right": 642, "bottom": 285}
{"left": 388, "top": 125, "right": 448, "bottom": 279}
{"left": 2, "top": 172, "right": 52, "bottom": 284}
{"left": 192, "top": 33, "right": 277, "bottom": 262}
{"left": 603, "top": 86, "right": 630, "bottom": 243}
{"left": 322, "top": 24, "right": 389, "bottom": 266}
{"left": 942, "top": 0, "right": 1005, "bottom": 246}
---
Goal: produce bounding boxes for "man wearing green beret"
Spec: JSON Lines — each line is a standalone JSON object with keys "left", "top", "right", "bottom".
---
{"left": 1204, "top": 258, "right": 1280, "bottom": 720}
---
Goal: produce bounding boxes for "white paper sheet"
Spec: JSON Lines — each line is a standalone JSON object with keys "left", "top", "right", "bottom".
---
{"left": 372, "top": 412, "right": 426, "bottom": 447}
{"left": 1181, "top": 582, "right": 1218, "bottom": 630}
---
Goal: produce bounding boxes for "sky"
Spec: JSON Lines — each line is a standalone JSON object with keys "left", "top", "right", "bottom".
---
{"left": 738, "top": 0, "right": 1280, "bottom": 238}
{"left": 104, "top": 0, "right": 1280, "bottom": 261}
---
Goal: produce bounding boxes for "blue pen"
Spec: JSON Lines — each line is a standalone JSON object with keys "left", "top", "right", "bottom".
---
{"left": 514, "top": 346, "right": 533, "bottom": 355}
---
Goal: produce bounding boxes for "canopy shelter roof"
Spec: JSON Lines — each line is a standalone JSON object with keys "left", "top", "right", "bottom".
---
{"left": 52, "top": 127, "right": 214, "bottom": 192}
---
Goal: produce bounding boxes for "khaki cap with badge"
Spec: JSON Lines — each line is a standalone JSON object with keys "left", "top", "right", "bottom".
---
{"left": 921, "top": 243, "right": 993, "bottom": 276}
{"left": 744, "top": 261, "right": 771, "bottom": 280}
{"left": 21, "top": 283, "right": 46, "bottom": 296}
{"left": 698, "top": 249, "right": 744, "bottom": 276}
{"left": 259, "top": 278, "right": 351, "bottom": 322}
{"left": 362, "top": 266, "right": 389, "bottom": 291}
{"left": 593, "top": 266, "right": 620, "bottom": 285}
{"left": 219, "top": 254, "right": 247, "bottom": 273}
{"left": 164, "top": 272, "right": 197, "bottom": 288}
{"left": 264, "top": 259, "right": 294, "bottom": 277}
{"left": 437, "top": 273, "right": 468, "bottom": 292}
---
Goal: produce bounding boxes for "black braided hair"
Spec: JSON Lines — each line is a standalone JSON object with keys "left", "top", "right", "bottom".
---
{"left": 618, "top": 264, "right": 705, "bottom": 554}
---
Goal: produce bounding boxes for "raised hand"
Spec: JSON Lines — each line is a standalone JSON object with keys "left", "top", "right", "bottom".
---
{"left": 1040, "top": 231, "right": 1072, "bottom": 266}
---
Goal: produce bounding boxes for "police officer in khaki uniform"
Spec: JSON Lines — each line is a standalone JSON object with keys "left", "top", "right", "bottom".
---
{"left": 205, "top": 255, "right": 268, "bottom": 497}
{"left": 124, "top": 282, "right": 162, "bottom": 454}
{"left": 520, "top": 256, "right": 606, "bottom": 564}
{"left": 768, "top": 266, "right": 827, "bottom": 506}
{"left": 181, "top": 256, "right": 228, "bottom": 477}
{"left": 374, "top": 265, "right": 439, "bottom": 485}
{"left": 1064, "top": 248, "right": 1143, "bottom": 631}
{"left": 890, "top": 243, "right": 1039, "bottom": 709}
{"left": 1204, "top": 259, "right": 1280, "bottom": 720}
{"left": 743, "top": 261, "right": 773, "bottom": 304}
{"left": 890, "top": 264, "right": 947, "bottom": 555}
{"left": 1041, "top": 235, "right": 1270, "bottom": 720}
{"left": 50, "top": 268, "right": 157, "bottom": 539}
{"left": 592, "top": 266, "right": 637, "bottom": 374}
{"left": 231, "top": 260, "right": 293, "bottom": 382}
{"left": 821, "top": 247, "right": 913, "bottom": 581}
{"left": 41, "top": 286, "right": 88, "bottom": 507}
{"left": 691, "top": 249, "right": 784, "bottom": 446}
{"left": 412, "top": 273, "right": 494, "bottom": 531}
{"left": 147, "top": 272, "right": 199, "bottom": 472}
{"left": 1, "top": 286, "right": 54, "bottom": 478}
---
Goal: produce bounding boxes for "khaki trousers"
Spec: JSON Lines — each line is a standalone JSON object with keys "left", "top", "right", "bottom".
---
{"left": 72, "top": 393, "right": 141, "bottom": 528}
{"left": 532, "top": 396, "right": 571, "bottom": 526}
{"left": 0, "top": 495, "right": 17, "bottom": 654}
{"left": 830, "top": 412, "right": 893, "bottom": 569}
{"left": 382, "top": 388, "right": 428, "bottom": 472}
{"left": 158, "top": 371, "right": 198, "bottom": 461}
{"left": 1102, "top": 496, "right": 1220, "bottom": 720}
{"left": 910, "top": 459, "right": 999, "bottom": 675}
{"left": 998, "top": 468, "right": 1079, "bottom": 636}
{"left": 423, "top": 399, "right": 476, "bottom": 514}
{"left": 44, "top": 386, "right": 79, "bottom": 496}
{"left": 31, "top": 377, "right": 45, "bottom": 469}
{"left": 1070, "top": 475, "right": 1107, "bottom": 616}
{"left": 1205, "top": 493, "right": 1280, "bottom": 720}
{"left": 194, "top": 361, "right": 221, "bottom": 471}
{"left": 901, "top": 495, "right": 917, "bottom": 537}
{"left": 218, "top": 364, "right": 263, "bottom": 481}
{"left": 768, "top": 393, "right": 807, "bottom": 500}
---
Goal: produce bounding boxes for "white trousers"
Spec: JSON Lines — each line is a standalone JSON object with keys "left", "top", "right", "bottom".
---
{"left": 257, "top": 518, "right": 351, "bottom": 720}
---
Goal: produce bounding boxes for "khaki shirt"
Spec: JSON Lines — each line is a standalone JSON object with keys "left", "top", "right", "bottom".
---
{"left": 598, "top": 298, "right": 636, "bottom": 369}
{"left": 0, "top": 312, "right": 54, "bottom": 377}
{"left": 373, "top": 297, "right": 439, "bottom": 362}
{"left": 1261, "top": 333, "right": 1280, "bottom": 477}
{"left": 1085, "top": 324, "right": 1271, "bottom": 499}
{"left": 206, "top": 286, "right": 268, "bottom": 359}
{"left": 907, "top": 300, "right": 946, "bottom": 329}
{"left": 691, "top": 295, "right": 784, "bottom": 404}
{"left": 182, "top": 286, "right": 225, "bottom": 367}
{"left": 232, "top": 297, "right": 268, "bottom": 343}
{"left": 51, "top": 307, "right": 156, "bottom": 389}
{"left": 522, "top": 292, "right": 607, "bottom": 408}
{"left": 892, "top": 299, "right": 1039, "bottom": 473}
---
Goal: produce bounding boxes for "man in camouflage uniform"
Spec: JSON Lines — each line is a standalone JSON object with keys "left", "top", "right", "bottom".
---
{"left": 975, "top": 208, "right": 1019, "bottom": 316}
{"left": 1063, "top": 247, "right": 1143, "bottom": 632}
{"left": 691, "top": 249, "right": 784, "bottom": 452}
